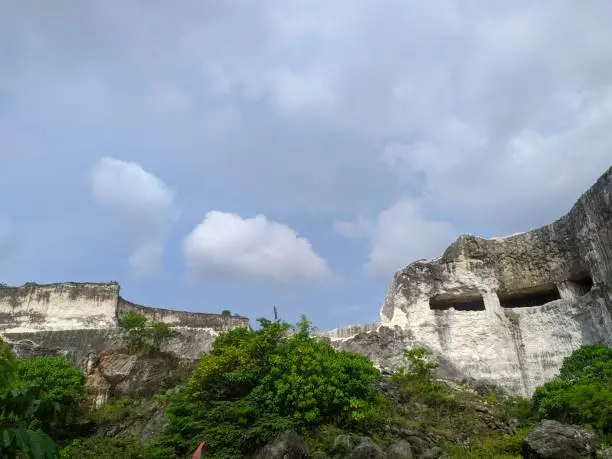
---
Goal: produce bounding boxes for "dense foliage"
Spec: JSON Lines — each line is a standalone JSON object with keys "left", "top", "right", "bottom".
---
{"left": 14, "top": 356, "right": 85, "bottom": 408}
{"left": 1, "top": 318, "right": 610, "bottom": 459}
{"left": 119, "top": 311, "right": 177, "bottom": 354}
{"left": 0, "top": 339, "right": 58, "bottom": 459}
{"left": 533, "top": 345, "right": 612, "bottom": 435}
{"left": 59, "top": 436, "right": 145, "bottom": 459}
{"left": 152, "top": 316, "right": 383, "bottom": 458}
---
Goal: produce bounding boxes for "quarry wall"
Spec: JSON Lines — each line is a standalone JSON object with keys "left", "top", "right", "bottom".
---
{"left": 0, "top": 281, "right": 249, "bottom": 368}
{"left": 328, "top": 166, "right": 612, "bottom": 396}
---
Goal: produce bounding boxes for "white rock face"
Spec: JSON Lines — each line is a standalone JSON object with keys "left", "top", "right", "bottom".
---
{"left": 328, "top": 167, "right": 612, "bottom": 396}
{"left": 0, "top": 282, "right": 249, "bottom": 367}
{"left": 0, "top": 282, "right": 119, "bottom": 333}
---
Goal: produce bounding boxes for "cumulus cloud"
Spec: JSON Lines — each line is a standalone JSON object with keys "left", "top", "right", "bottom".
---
{"left": 335, "top": 201, "right": 456, "bottom": 277}
{"left": 183, "top": 211, "right": 330, "bottom": 283}
{"left": 91, "top": 157, "right": 179, "bottom": 277}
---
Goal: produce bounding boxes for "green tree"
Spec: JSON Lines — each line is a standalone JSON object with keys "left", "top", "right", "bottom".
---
{"left": 533, "top": 345, "right": 612, "bottom": 435}
{"left": 254, "top": 316, "right": 382, "bottom": 427}
{"left": 15, "top": 356, "right": 85, "bottom": 407}
{"left": 120, "top": 311, "right": 148, "bottom": 353}
{"left": 149, "top": 322, "right": 177, "bottom": 351}
{"left": 155, "top": 315, "right": 383, "bottom": 458}
{"left": 402, "top": 347, "right": 439, "bottom": 379}
{"left": 11, "top": 356, "right": 85, "bottom": 439}
{"left": 119, "top": 312, "right": 177, "bottom": 354}
{"left": 0, "top": 339, "right": 58, "bottom": 459}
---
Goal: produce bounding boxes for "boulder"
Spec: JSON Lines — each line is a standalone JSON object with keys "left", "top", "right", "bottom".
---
{"left": 387, "top": 440, "right": 413, "bottom": 459}
{"left": 522, "top": 420, "right": 601, "bottom": 459}
{"left": 252, "top": 431, "right": 310, "bottom": 459}
{"left": 85, "top": 350, "right": 195, "bottom": 408}
{"left": 421, "top": 446, "right": 443, "bottom": 459}
{"left": 347, "top": 437, "right": 385, "bottom": 459}
{"left": 333, "top": 434, "right": 355, "bottom": 454}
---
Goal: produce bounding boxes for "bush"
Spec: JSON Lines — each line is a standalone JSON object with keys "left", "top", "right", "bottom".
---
{"left": 154, "top": 315, "right": 383, "bottom": 458}
{"left": 119, "top": 312, "right": 178, "bottom": 354}
{"left": 15, "top": 356, "right": 85, "bottom": 407}
{"left": 253, "top": 316, "right": 382, "bottom": 428}
{"left": 0, "top": 339, "right": 59, "bottom": 459}
{"left": 10, "top": 355, "right": 85, "bottom": 441}
{"left": 533, "top": 345, "right": 612, "bottom": 434}
{"left": 0, "top": 338, "right": 17, "bottom": 390}
{"left": 60, "top": 436, "right": 146, "bottom": 459}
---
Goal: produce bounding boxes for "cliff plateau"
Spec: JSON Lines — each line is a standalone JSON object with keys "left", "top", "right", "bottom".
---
{"left": 324, "top": 166, "right": 612, "bottom": 397}
{"left": 0, "top": 282, "right": 249, "bottom": 370}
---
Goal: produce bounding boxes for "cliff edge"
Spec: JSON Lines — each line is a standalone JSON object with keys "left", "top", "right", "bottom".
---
{"left": 325, "top": 166, "right": 612, "bottom": 396}
{"left": 0, "top": 281, "right": 249, "bottom": 369}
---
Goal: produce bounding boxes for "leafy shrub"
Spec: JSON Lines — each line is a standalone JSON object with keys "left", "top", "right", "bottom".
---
{"left": 89, "top": 397, "right": 136, "bottom": 424}
{"left": 533, "top": 345, "right": 612, "bottom": 434}
{"left": 0, "top": 338, "right": 16, "bottom": 390}
{"left": 15, "top": 356, "right": 85, "bottom": 407}
{"left": 0, "top": 339, "right": 58, "bottom": 459}
{"left": 119, "top": 312, "right": 178, "bottom": 354}
{"left": 253, "top": 316, "right": 382, "bottom": 428}
{"left": 59, "top": 436, "right": 146, "bottom": 459}
{"left": 154, "top": 315, "right": 383, "bottom": 458}
{"left": 392, "top": 347, "right": 446, "bottom": 402}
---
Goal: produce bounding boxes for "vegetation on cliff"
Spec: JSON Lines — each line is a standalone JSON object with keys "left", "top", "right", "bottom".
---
{"left": 119, "top": 311, "right": 178, "bottom": 354}
{"left": 0, "top": 321, "right": 610, "bottom": 458}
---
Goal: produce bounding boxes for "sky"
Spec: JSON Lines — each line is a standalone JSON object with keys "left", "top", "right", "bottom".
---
{"left": 1, "top": 1, "right": 611, "bottom": 330}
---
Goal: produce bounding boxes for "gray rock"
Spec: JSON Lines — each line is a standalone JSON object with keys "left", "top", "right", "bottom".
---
{"left": 333, "top": 434, "right": 354, "bottom": 454}
{"left": 85, "top": 350, "right": 195, "bottom": 407}
{"left": 387, "top": 440, "right": 413, "bottom": 459}
{"left": 347, "top": 437, "right": 385, "bottom": 459}
{"left": 252, "top": 431, "right": 310, "bottom": 459}
{"left": 421, "top": 446, "right": 442, "bottom": 459}
{"left": 522, "top": 420, "right": 601, "bottom": 459}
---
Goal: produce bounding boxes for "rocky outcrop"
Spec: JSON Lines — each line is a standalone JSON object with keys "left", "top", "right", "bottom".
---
{"left": 252, "top": 431, "right": 310, "bottom": 459}
{"left": 328, "top": 167, "right": 612, "bottom": 396}
{"left": 85, "top": 350, "right": 195, "bottom": 408}
{"left": 0, "top": 281, "right": 249, "bottom": 369}
{"left": 522, "top": 420, "right": 601, "bottom": 459}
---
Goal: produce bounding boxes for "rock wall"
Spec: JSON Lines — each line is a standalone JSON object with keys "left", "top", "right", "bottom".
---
{"left": 329, "top": 166, "right": 612, "bottom": 396}
{"left": 0, "top": 281, "right": 249, "bottom": 368}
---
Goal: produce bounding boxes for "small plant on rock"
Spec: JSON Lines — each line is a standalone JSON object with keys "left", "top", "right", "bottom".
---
{"left": 119, "top": 311, "right": 178, "bottom": 354}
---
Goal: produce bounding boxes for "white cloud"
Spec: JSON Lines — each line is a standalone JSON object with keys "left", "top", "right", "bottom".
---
{"left": 183, "top": 211, "right": 330, "bottom": 283}
{"left": 381, "top": 86, "right": 612, "bottom": 230}
{"left": 91, "top": 157, "right": 179, "bottom": 277}
{"left": 335, "top": 201, "right": 456, "bottom": 277}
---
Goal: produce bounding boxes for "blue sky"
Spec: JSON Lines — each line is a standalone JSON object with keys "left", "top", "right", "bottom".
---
{"left": 1, "top": 1, "right": 611, "bottom": 330}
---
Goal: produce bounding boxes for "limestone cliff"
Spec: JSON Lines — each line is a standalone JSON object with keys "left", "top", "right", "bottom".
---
{"left": 326, "top": 166, "right": 612, "bottom": 396}
{"left": 0, "top": 281, "right": 249, "bottom": 369}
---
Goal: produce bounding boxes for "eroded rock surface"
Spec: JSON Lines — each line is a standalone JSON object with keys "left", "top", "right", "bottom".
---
{"left": 85, "top": 350, "right": 194, "bottom": 408}
{"left": 326, "top": 167, "right": 612, "bottom": 396}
